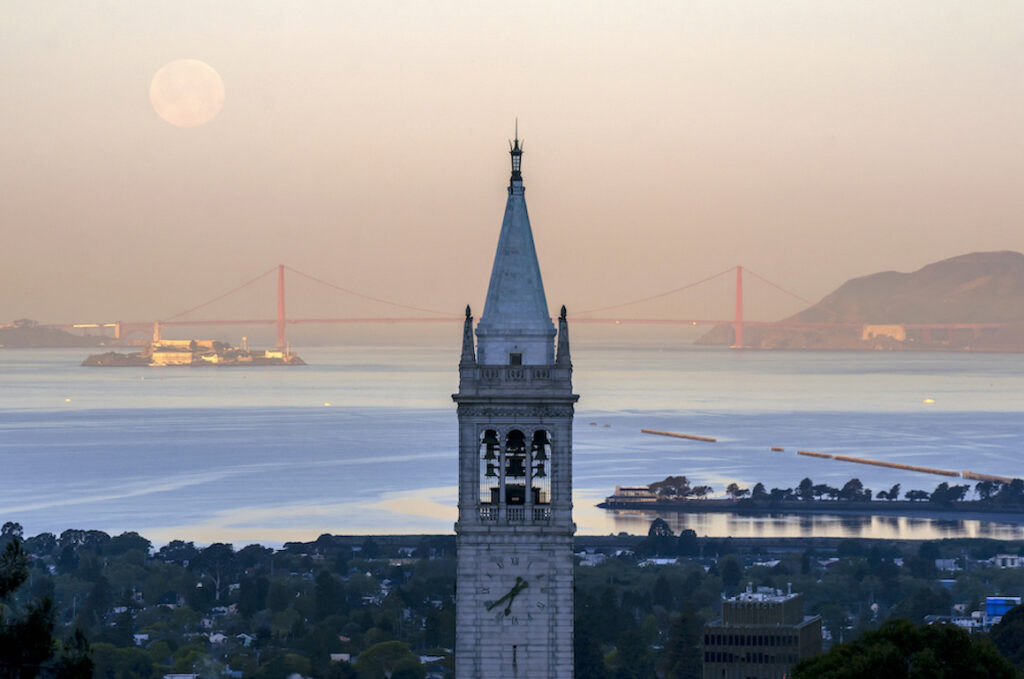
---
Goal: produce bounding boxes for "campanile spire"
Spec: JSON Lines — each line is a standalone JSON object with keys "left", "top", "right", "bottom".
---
{"left": 453, "top": 137, "right": 577, "bottom": 678}
{"left": 475, "top": 128, "right": 556, "bottom": 365}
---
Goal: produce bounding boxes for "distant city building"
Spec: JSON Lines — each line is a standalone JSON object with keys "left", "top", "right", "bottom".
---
{"left": 985, "top": 596, "right": 1022, "bottom": 629}
{"left": 989, "top": 554, "right": 1024, "bottom": 569}
{"left": 703, "top": 585, "right": 822, "bottom": 679}
{"left": 609, "top": 485, "right": 659, "bottom": 502}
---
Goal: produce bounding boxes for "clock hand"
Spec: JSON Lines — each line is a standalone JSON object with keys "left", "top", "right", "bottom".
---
{"left": 486, "top": 590, "right": 513, "bottom": 612}
{"left": 486, "top": 577, "right": 531, "bottom": 615}
{"left": 503, "top": 578, "right": 530, "bottom": 615}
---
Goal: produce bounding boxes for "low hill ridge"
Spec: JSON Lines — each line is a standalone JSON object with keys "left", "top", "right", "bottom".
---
{"left": 697, "top": 251, "right": 1024, "bottom": 351}
{"left": 795, "top": 251, "right": 1024, "bottom": 324}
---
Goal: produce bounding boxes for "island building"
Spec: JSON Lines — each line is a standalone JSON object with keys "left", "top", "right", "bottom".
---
{"left": 702, "top": 585, "right": 822, "bottom": 679}
{"left": 453, "top": 134, "right": 578, "bottom": 678}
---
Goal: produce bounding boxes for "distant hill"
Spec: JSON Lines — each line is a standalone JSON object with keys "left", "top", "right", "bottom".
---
{"left": 0, "top": 320, "right": 107, "bottom": 348}
{"left": 697, "top": 251, "right": 1024, "bottom": 351}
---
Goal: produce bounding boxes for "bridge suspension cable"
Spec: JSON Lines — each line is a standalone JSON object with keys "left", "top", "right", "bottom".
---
{"left": 575, "top": 267, "right": 735, "bottom": 316}
{"left": 285, "top": 266, "right": 456, "bottom": 317}
{"left": 164, "top": 266, "right": 278, "bottom": 321}
{"left": 743, "top": 268, "right": 814, "bottom": 306}
{"left": 743, "top": 267, "right": 845, "bottom": 321}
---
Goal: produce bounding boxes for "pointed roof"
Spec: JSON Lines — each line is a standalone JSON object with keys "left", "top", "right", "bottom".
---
{"left": 475, "top": 134, "right": 555, "bottom": 364}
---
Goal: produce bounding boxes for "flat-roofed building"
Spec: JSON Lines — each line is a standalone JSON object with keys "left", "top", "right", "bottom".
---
{"left": 703, "top": 585, "right": 821, "bottom": 679}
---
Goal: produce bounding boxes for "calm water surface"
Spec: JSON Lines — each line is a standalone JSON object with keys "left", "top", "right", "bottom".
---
{"left": 1, "top": 344, "right": 1022, "bottom": 545}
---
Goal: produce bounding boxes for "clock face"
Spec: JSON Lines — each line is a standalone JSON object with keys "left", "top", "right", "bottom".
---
{"left": 480, "top": 554, "right": 551, "bottom": 626}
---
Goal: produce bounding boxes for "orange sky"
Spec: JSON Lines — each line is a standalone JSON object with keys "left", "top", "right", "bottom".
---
{"left": 2, "top": 2, "right": 1023, "bottom": 327}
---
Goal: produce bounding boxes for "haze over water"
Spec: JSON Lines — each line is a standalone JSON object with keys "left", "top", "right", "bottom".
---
{"left": 2, "top": 341, "right": 1022, "bottom": 546}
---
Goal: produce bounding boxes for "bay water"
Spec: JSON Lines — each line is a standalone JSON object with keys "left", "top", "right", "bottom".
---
{"left": 1, "top": 343, "right": 1022, "bottom": 546}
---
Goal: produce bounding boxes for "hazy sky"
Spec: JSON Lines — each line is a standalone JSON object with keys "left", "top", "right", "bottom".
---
{"left": 3, "top": 2, "right": 1023, "bottom": 326}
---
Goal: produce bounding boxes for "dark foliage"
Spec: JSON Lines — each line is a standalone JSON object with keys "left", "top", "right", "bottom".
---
{"left": 792, "top": 618, "right": 1017, "bottom": 679}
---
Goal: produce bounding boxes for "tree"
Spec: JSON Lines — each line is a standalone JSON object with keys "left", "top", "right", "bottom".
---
{"left": 792, "top": 618, "right": 1016, "bottom": 678}
{"left": 353, "top": 641, "right": 421, "bottom": 678}
{"left": 906, "top": 489, "right": 930, "bottom": 502}
{"left": 813, "top": 483, "right": 836, "bottom": 500}
{"left": 660, "top": 604, "right": 702, "bottom": 679}
{"left": 717, "top": 555, "right": 743, "bottom": 590}
{"left": 57, "top": 530, "right": 110, "bottom": 553}
{"left": 797, "top": 478, "right": 814, "bottom": 502}
{"left": 676, "top": 530, "right": 699, "bottom": 557}
{"left": 644, "top": 519, "right": 675, "bottom": 556}
{"left": 751, "top": 483, "right": 769, "bottom": 502}
{"left": 652, "top": 575, "right": 673, "bottom": 609}
{"left": 648, "top": 518, "right": 673, "bottom": 538}
{"left": 0, "top": 523, "right": 23, "bottom": 545}
{"left": 189, "top": 543, "right": 236, "bottom": 601}
{"left": 155, "top": 540, "right": 198, "bottom": 564}
{"left": 612, "top": 629, "right": 654, "bottom": 679}
{"left": 892, "top": 586, "right": 952, "bottom": 623}
{"left": 886, "top": 483, "right": 901, "bottom": 502}
{"left": 238, "top": 575, "right": 270, "bottom": 618}
{"left": 315, "top": 571, "right": 341, "bottom": 621}
{"left": 690, "top": 485, "right": 713, "bottom": 498}
{"left": 996, "top": 479, "right": 1024, "bottom": 506}
{"left": 360, "top": 537, "right": 380, "bottom": 559}
{"left": 0, "top": 539, "right": 93, "bottom": 679}
{"left": 266, "top": 581, "right": 291, "bottom": 613}
{"left": 574, "top": 622, "right": 607, "bottom": 679}
{"left": 976, "top": 480, "right": 996, "bottom": 501}
{"left": 990, "top": 603, "right": 1024, "bottom": 669}
{"left": 725, "top": 483, "right": 748, "bottom": 499}
{"left": 649, "top": 476, "right": 691, "bottom": 499}
{"left": 21, "top": 533, "right": 56, "bottom": 558}
{"left": 104, "top": 532, "right": 151, "bottom": 557}
{"left": 839, "top": 478, "right": 865, "bottom": 501}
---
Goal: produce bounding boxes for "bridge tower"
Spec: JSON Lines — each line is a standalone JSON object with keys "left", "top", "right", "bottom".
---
{"left": 277, "top": 264, "right": 286, "bottom": 349}
{"left": 731, "top": 265, "right": 744, "bottom": 349}
{"left": 453, "top": 134, "right": 578, "bottom": 678}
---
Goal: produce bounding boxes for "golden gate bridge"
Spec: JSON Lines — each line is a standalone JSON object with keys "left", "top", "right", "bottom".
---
{"left": 46, "top": 265, "right": 1014, "bottom": 347}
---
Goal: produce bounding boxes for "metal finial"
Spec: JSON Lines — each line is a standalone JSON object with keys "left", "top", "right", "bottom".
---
{"left": 509, "top": 120, "right": 523, "bottom": 182}
{"left": 560, "top": 305, "right": 567, "bottom": 320}
{"left": 465, "top": 304, "right": 472, "bottom": 319}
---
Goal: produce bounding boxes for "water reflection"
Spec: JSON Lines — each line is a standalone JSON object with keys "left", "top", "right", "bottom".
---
{"left": 594, "top": 509, "right": 1024, "bottom": 540}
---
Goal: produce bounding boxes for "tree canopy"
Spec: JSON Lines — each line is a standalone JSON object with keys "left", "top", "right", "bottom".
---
{"left": 792, "top": 618, "right": 1017, "bottom": 679}
{"left": 0, "top": 539, "right": 92, "bottom": 679}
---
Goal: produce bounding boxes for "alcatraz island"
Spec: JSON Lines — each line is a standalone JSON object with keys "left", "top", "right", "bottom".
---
{"left": 82, "top": 336, "right": 304, "bottom": 367}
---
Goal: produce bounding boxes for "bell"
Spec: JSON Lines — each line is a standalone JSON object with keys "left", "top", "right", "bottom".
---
{"left": 485, "top": 463, "right": 498, "bottom": 478}
{"left": 533, "top": 448, "right": 548, "bottom": 461}
{"left": 506, "top": 430, "right": 526, "bottom": 452}
{"left": 483, "top": 448, "right": 497, "bottom": 461}
{"left": 482, "top": 430, "right": 500, "bottom": 446}
{"left": 533, "top": 463, "right": 546, "bottom": 478}
{"left": 531, "top": 431, "right": 550, "bottom": 451}
{"left": 507, "top": 457, "right": 526, "bottom": 478}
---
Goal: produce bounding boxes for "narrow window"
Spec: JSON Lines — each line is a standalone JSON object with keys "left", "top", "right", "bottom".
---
{"left": 479, "top": 429, "right": 500, "bottom": 516}
{"left": 504, "top": 430, "right": 527, "bottom": 506}
{"left": 509, "top": 352, "right": 522, "bottom": 365}
{"left": 531, "top": 430, "right": 552, "bottom": 509}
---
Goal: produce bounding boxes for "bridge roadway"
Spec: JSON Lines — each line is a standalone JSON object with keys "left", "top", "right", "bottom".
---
{"left": 45, "top": 317, "right": 1021, "bottom": 340}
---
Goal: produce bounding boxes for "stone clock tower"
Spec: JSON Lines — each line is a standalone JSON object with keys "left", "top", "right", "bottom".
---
{"left": 453, "top": 135, "right": 577, "bottom": 678}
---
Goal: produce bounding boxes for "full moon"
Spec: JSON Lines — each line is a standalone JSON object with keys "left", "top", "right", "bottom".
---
{"left": 149, "top": 59, "right": 225, "bottom": 127}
